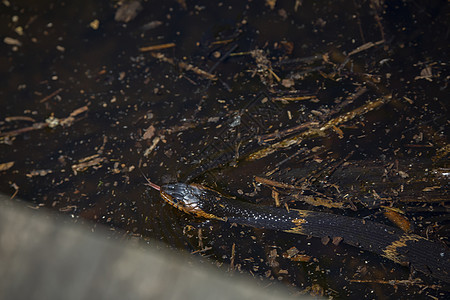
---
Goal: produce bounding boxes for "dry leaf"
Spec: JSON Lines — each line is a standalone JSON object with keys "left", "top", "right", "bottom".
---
{"left": 0, "top": 161, "right": 14, "bottom": 171}
{"left": 332, "top": 236, "right": 343, "bottom": 246}
{"left": 143, "top": 125, "right": 156, "bottom": 140}
{"left": 383, "top": 209, "right": 412, "bottom": 233}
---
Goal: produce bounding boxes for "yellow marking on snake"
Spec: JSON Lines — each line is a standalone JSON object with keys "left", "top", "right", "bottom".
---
{"left": 160, "top": 191, "right": 222, "bottom": 220}
{"left": 382, "top": 234, "right": 424, "bottom": 264}
{"left": 284, "top": 210, "right": 310, "bottom": 234}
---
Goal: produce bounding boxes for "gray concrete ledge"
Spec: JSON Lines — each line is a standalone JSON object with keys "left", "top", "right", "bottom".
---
{"left": 0, "top": 194, "right": 307, "bottom": 300}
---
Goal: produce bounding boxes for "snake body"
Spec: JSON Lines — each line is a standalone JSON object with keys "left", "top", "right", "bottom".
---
{"left": 155, "top": 182, "right": 450, "bottom": 283}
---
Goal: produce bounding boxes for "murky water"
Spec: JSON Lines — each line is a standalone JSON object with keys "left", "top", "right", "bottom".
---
{"left": 1, "top": 0, "right": 449, "bottom": 298}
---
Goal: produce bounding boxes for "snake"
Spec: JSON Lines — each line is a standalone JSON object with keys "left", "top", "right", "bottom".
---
{"left": 146, "top": 180, "right": 450, "bottom": 283}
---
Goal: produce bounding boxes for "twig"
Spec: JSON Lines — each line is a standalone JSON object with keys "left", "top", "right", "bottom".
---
{"left": 272, "top": 95, "right": 316, "bottom": 102}
{"left": 0, "top": 105, "right": 88, "bottom": 138}
{"left": 246, "top": 95, "right": 391, "bottom": 160}
{"left": 229, "top": 243, "right": 236, "bottom": 271}
{"left": 349, "top": 278, "right": 439, "bottom": 289}
{"left": 254, "top": 176, "right": 303, "bottom": 190}
{"left": 39, "top": 88, "right": 63, "bottom": 103}
{"left": 0, "top": 123, "right": 48, "bottom": 138}
{"left": 151, "top": 52, "right": 217, "bottom": 80}
{"left": 259, "top": 122, "right": 319, "bottom": 143}
{"left": 208, "top": 43, "right": 238, "bottom": 74}
{"left": 139, "top": 43, "right": 176, "bottom": 52}
{"left": 352, "top": 0, "right": 366, "bottom": 43}
{"left": 191, "top": 246, "right": 212, "bottom": 254}
{"left": 348, "top": 40, "right": 384, "bottom": 57}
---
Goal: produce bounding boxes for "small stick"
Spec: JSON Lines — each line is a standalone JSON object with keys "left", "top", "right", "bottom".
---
{"left": 229, "top": 243, "right": 236, "bottom": 271}
{"left": 39, "top": 88, "right": 63, "bottom": 103}
{"left": 139, "top": 43, "right": 176, "bottom": 52}
{"left": 254, "top": 176, "right": 302, "bottom": 190}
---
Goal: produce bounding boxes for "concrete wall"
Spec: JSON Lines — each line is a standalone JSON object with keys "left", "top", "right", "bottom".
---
{"left": 0, "top": 194, "right": 308, "bottom": 300}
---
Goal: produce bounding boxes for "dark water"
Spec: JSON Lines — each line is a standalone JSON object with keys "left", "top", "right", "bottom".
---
{"left": 1, "top": 0, "right": 449, "bottom": 298}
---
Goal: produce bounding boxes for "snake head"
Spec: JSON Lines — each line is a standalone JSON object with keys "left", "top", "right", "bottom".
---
{"left": 160, "top": 183, "right": 205, "bottom": 214}
{"left": 159, "top": 183, "right": 222, "bottom": 220}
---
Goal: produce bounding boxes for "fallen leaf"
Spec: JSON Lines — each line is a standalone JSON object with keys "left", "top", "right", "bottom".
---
{"left": 143, "top": 125, "right": 156, "bottom": 140}
{"left": 4, "top": 37, "right": 22, "bottom": 46}
{"left": 115, "top": 0, "right": 143, "bottom": 23}
{"left": 290, "top": 254, "right": 312, "bottom": 262}
{"left": 26, "top": 169, "right": 53, "bottom": 177}
{"left": 332, "top": 236, "right": 343, "bottom": 246}
{"left": 281, "top": 78, "right": 294, "bottom": 88}
{"left": 282, "top": 246, "right": 299, "bottom": 258}
{"left": 0, "top": 161, "right": 14, "bottom": 171}
{"left": 383, "top": 209, "right": 412, "bottom": 233}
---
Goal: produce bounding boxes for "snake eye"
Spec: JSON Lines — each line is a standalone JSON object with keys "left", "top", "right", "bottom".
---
{"left": 161, "top": 183, "right": 190, "bottom": 204}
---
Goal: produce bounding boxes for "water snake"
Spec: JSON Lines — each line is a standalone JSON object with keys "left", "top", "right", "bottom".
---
{"left": 147, "top": 181, "right": 450, "bottom": 283}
